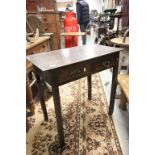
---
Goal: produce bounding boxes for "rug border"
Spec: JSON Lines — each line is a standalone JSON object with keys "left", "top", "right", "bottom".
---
{"left": 98, "top": 73, "right": 124, "bottom": 154}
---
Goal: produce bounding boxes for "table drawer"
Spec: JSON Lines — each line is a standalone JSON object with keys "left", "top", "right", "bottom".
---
{"left": 43, "top": 23, "right": 59, "bottom": 32}
{"left": 91, "top": 55, "right": 118, "bottom": 73}
{"left": 56, "top": 63, "right": 89, "bottom": 84}
{"left": 41, "top": 14, "right": 58, "bottom": 23}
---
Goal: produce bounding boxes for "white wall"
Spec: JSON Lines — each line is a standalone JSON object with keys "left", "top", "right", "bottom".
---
{"left": 72, "top": 0, "right": 103, "bottom": 13}
{"left": 85, "top": 0, "right": 103, "bottom": 13}
{"left": 57, "top": 0, "right": 117, "bottom": 13}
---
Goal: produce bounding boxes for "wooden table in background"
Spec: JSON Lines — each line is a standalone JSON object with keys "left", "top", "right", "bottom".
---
{"left": 60, "top": 32, "right": 86, "bottom": 46}
{"left": 110, "top": 36, "right": 129, "bottom": 73}
{"left": 117, "top": 74, "right": 129, "bottom": 110}
{"left": 26, "top": 36, "right": 50, "bottom": 118}
{"left": 27, "top": 45, "right": 123, "bottom": 148}
{"left": 110, "top": 37, "right": 129, "bottom": 47}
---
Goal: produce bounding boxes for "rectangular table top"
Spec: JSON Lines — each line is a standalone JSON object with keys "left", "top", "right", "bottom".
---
{"left": 27, "top": 45, "right": 123, "bottom": 71}
{"left": 60, "top": 32, "right": 86, "bottom": 36}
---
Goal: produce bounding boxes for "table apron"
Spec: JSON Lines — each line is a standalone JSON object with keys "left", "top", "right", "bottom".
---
{"left": 43, "top": 53, "right": 119, "bottom": 86}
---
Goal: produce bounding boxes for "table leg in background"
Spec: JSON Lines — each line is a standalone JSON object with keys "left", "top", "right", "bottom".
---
{"left": 119, "top": 89, "right": 127, "bottom": 110}
{"left": 26, "top": 74, "right": 35, "bottom": 115}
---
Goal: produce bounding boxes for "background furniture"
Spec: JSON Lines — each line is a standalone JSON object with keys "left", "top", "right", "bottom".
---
{"left": 94, "top": 9, "right": 122, "bottom": 46}
{"left": 26, "top": 36, "right": 50, "bottom": 96}
{"left": 26, "top": 36, "right": 50, "bottom": 72}
{"left": 27, "top": 11, "right": 60, "bottom": 50}
{"left": 60, "top": 32, "right": 86, "bottom": 47}
{"left": 110, "top": 28, "right": 129, "bottom": 73}
{"left": 26, "top": 36, "right": 50, "bottom": 132}
{"left": 27, "top": 44, "right": 123, "bottom": 148}
{"left": 110, "top": 36, "right": 129, "bottom": 47}
{"left": 26, "top": 0, "right": 57, "bottom": 12}
{"left": 26, "top": 15, "right": 54, "bottom": 50}
{"left": 117, "top": 74, "right": 129, "bottom": 110}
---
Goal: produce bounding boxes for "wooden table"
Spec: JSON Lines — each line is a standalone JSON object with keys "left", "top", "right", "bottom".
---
{"left": 110, "top": 37, "right": 129, "bottom": 47}
{"left": 60, "top": 32, "right": 86, "bottom": 46}
{"left": 27, "top": 45, "right": 123, "bottom": 148}
{"left": 26, "top": 36, "right": 50, "bottom": 71}
{"left": 26, "top": 36, "right": 50, "bottom": 119}
{"left": 118, "top": 74, "right": 129, "bottom": 110}
{"left": 110, "top": 36, "right": 129, "bottom": 73}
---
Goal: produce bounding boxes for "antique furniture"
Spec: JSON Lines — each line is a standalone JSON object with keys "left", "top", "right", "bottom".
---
{"left": 110, "top": 36, "right": 129, "bottom": 47}
{"left": 27, "top": 45, "right": 123, "bottom": 148}
{"left": 110, "top": 27, "right": 129, "bottom": 73}
{"left": 117, "top": 74, "right": 129, "bottom": 110}
{"left": 60, "top": 32, "right": 86, "bottom": 46}
{"left": 27, "top": 11, "right": 60, "bottom": 50}
{"left": 26, "top": 36, "right": 50, "bottom": 132}
{"left": 26, "top": 0, "right": 57, "bottom": 12}
{"left": 94, "top": 10, "right": 122, "bottom": 46}
{"left": 26, "top": 36, "right": 50, "bottom": 71}
{"left": 26, "top": 15, "right": 54, "bottom": 50}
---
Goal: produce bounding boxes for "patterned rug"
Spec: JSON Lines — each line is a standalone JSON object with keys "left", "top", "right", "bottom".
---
{"left": 26, "top": 74, "right": 122, "bottom": 155}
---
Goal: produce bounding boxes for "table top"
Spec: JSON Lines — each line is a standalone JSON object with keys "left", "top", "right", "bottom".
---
{"left": 27, "top": 45, "right": 123, "bottom": 71}
{"left": 26, "top": 36, "right": 50, "bottom": 50}
{"left": 60, "top": 32, "right": 86, "bottom": 36}
{"left": 110, "top": 37, "right": 129, "bottom": 47}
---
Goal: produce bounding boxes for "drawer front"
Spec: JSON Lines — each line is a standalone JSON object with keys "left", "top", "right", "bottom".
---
{"left": 91, "top": 55, "right": 119, "bottom": 73}
{"left": 56, "top": 63, "right": 89, "bottom": 84}
{"left": 41, "top": 14, "right": 59, "bottom": 24}
{"left": 43, "top": 23, "right": 59, "bottom": 32}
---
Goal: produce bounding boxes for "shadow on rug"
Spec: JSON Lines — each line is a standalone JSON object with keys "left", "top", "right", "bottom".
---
{"left": 27, "top": 74, "right": 123, "bottom": 155}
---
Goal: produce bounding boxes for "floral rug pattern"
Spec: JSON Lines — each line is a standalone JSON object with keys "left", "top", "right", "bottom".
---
{"left": 27, "top": 74, "right": 122, "bottom": 155}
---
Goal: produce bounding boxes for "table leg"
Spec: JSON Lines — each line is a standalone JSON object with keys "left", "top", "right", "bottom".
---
{"left": 26, "top": 74, "right": 35, "bottom": 115}
{"left": 36, "top": 74, "right": 48, "bottom": 121}
{"left": 88, "top": 75, "right": 92, "bottom": 100}
{"left": 52, "top": 84, "right": 65, "bottom": 148}
{"left": 109, "top": 60, "right": 119, "bottom": 115}
{"left": 119, "top": 90, "right": 127, "bottom": 110}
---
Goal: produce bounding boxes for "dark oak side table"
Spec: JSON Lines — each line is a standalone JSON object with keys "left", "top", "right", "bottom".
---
{"left": 27, "top": 45, "right": 123, "bottom": 148}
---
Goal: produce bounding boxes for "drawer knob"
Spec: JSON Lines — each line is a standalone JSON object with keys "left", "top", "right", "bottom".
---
{"left": 43, "top": 17, "right": 47, "bottom": 20}
{"left": 42, "top": 45, "right": 46, "bottom": 48}
{"left": 83, "top": 67, "right": 86, "bottom": 72}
